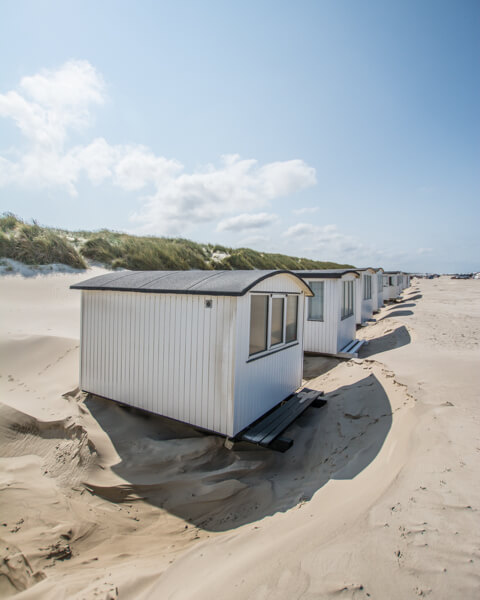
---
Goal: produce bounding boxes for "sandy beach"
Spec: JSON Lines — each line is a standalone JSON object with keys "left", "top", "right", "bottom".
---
{"left": 1, "top": 273, "right": 479, "bottom": 599}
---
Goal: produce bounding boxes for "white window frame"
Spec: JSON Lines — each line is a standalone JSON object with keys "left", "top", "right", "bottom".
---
{"left": 341, "top": 280, "right": 354, "bottom": 320}
{"left": 248, "top": 292, "right": 300, "bottom": 360}
{"left": 363, "top": 275, "right": 372, "bottom": 300}
{"left": 307, "top": 281, "right": 324, "bottom": 321}
{"left": 270, "top": 294, "right": 285, "bottom": 347}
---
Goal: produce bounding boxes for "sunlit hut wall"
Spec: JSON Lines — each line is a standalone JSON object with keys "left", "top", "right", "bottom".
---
{"left": 71, "top": 270, "right": 313, "bottom": 438}
{"left": 399, "top": 272, "right": 410, "bottom": 290}
{"left": 354, "top": 268, "right": 376, "bottom": 325}
{"left": 373, "top": 267, "right": 385, "bottom": 312}
{"left": 382, "top": 271, "right": 401, "bottom": 301}
{"left": 293, "top": 269, "right": 360, "bottom": 355}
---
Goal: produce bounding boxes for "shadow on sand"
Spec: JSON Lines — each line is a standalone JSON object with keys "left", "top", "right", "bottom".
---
{"left": 380, "top": 309, "right": 413, "bottom": 320}
{"left": 405, "top": 294, "right": 422, "bottom": 301}
{"left": 84, "top": 372, "right": 392, "bottom": 532}
{"left": 387, "top": 302, "right": 416, "bottom": 310}
{"left": 360, "top": 325, "right": 411, "bottom": 358}
{"left": 303, "top": 354, "right": 341, "bottom": 379}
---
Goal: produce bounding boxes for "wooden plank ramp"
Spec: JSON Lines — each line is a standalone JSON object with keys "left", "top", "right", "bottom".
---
{"left": 238, "top": 388, "right": 326, "bottom": 452}
{"left": 337, "top": 338, "right": 366, "bottom": 359}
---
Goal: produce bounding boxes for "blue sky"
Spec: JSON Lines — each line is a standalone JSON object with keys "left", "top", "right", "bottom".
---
{"left": 0, "top": 0, "right": 478, "bottom": 272}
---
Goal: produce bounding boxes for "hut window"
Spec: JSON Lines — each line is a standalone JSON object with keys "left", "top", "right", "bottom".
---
{"left": 270, "top": 297, "right": 285, "bottom": 346}
{"left": 341, "top": 280, "right": 354, "bottom": 319}
{"left": 286, "top": 295, "right": 298, "bottom": 343}
{"left": 363, "top": 275, "right": 372, "bottom": 300}
{"left": 249, "top": 293, "right": 299, "bottom": 357}
{"left": 383, "top": 276, "right": 388, "bottom": 288}
{"left": 249, "top": 295, "right": 269, "bottom": 355}
{"left": 389, "top": 276, "right": 394, "bottom": 286}
{"left": 307, "top": 281, "right": 324, "bottom": 321}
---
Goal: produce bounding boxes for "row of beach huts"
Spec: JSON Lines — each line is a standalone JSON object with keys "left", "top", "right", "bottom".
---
{"left": 71, "top": 268, "right": 410, "bottom": 443}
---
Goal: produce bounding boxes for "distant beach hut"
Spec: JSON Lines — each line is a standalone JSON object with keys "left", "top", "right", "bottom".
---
{"left": 71, "top": 270, "right": 313, "bottom": 437}
{"left": 373, "top": 268, "right": 384, "bottom": 312}
{"left": 354, "top": 268, "right": 377, "bottom": 325}
{"left": 382, "top": 271, "right": 401, "bottom": 301}
{"left": 401, "top": 272, "right": 411, "bottom": 289}
{"left": 294, "top": 269, "right": 363, "bottom": 357}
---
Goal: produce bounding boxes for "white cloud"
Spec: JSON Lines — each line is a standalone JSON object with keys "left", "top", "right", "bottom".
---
{"left": 0, "top": 60, "right": 105, "bottom": 151}
{"left": 216, "top": 212, "right": 279, "bottom": 232}
{"left": 0, "top": 61, "right": 317, "bottom": 233}
{"left": 284, "top": 222, "right": 338, "bottom": 239}
{"left": 131, "top": 155, "right": 315, "bottom": 234}
{"left": 417, "top": 247, "right": 433, "bottom": 255}
{"left": 283, "top": 222, "right": 387, "bottom": 265}
{"left": 292, "top": 206, "right": 319, "bottom": 215}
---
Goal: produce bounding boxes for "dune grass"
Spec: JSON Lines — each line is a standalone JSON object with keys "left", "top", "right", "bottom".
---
{"left": 0, "top": 214, "right": 87, "bottom": 269}
{"left": 0, "top": 213, "right": 354, "bottom": 271}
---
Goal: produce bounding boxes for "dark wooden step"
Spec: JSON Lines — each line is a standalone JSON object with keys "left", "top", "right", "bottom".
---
{"left": 238, "top": 388, "right": 325, "bottom": 450}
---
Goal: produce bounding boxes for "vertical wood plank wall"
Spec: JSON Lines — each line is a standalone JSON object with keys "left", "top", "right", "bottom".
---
{"left": 80, "top": 290, "right": 237, "bottom": 436}
{"left": 302, "top": 279, "right": 338, "bottom": 354}
{"left": 382, "top": 276, "right": 399, "bottom": 301}
{"left": 355, "top": 273, "right": 374, "bottom": 324}
{"left": 337, "top": 275, "right": 357, "bottom": 351}
{"left": 373, "top": 273, "right": 384, "bottom": 311}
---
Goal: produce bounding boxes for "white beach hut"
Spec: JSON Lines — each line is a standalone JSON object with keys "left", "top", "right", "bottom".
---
{"left": 382, "top": 272, "right": 400, "bottom": 301}
{"left": 354, "top": 268, "right": 376, "bottom": 325}
{"left": 71, "top": 270, "right": 313, "bottom": 438}
{"left": 294, "top": 269, "right": 362, "bottom": 356}
{"left": 401, "top": 272, "right": 410, "bottom": 289}
{"left": 373, "top": 268, "right": 384, "bottom": 312}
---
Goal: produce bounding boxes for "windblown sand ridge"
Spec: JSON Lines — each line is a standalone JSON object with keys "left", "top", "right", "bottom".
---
{"left": 0, "top": 274, "right": 479, "bottom": 599}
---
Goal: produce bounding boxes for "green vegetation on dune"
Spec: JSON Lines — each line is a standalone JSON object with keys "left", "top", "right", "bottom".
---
{"left": 0, "top": 214, "right": 87, "bottom": 269}
{"left": 0, "top": 213, "right": 354, "bottom": 271}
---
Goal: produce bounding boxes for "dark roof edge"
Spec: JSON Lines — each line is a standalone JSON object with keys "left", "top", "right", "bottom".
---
{"left": 295, "top": 269, "right": 360, "bottom": 279}
{"left": 70, "top": 270, "right": 314, "bottom": 297}
{"left": 239, "top": 270, "right": 314, "bottom": 296}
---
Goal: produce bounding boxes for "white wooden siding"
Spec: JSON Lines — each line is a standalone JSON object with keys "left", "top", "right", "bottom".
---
{"left": 337, "top": 275, "right": 357, "bottom": 351}
{"left": 382, "top": 276, "right": 399, "bottom": 301}
{"left": 374, "top": 273, "right": 384, "bottom": 310}
{"left": 81, "top": 290, "right": 237, "bottom": 436}
{"left": 301, "top": 275, "right": 357, "bottom": 354}
{"left": 303, "top": 279, "right": 338, "bottom": 354}
{"left": 355, "top": 273, "right": 374, "bottom": 324}
{"left": 355, "top": 276, "right": 362, "bottom": 324}
{"left": 361, "top": 297, "right": 374, "bottom": 323}
{"left": 232, "top": 283, "right": 306, "bottom": 435}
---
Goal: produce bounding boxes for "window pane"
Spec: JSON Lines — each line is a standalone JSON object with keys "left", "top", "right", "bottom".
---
{"left": 270, "top": 297, "right": 284, "bottom": 346}
{"left": 342, "top": 281, "right": 354, "bottom": 318}
{"left": 364, "top": 275, "right": 371, "bottom": 300}
{"left": 308, "top": 281, "right": 324, "bottom": 320}
{"left": 249, "top": 295, "right": 268, "bottom": 355}
{"left": 286, "top": 295, "right": 298, "bottom": 342}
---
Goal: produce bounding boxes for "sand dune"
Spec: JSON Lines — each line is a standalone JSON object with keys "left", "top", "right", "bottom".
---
{"left": 1, "top": 274, "right": 479, "bottom": 599}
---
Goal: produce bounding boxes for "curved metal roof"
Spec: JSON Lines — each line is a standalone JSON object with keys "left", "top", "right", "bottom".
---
{"left": 293, "top": 268, "right": 360, "bottom": 279}
{"left": 71, "top": 269, "right": 314, "bottom": 296}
